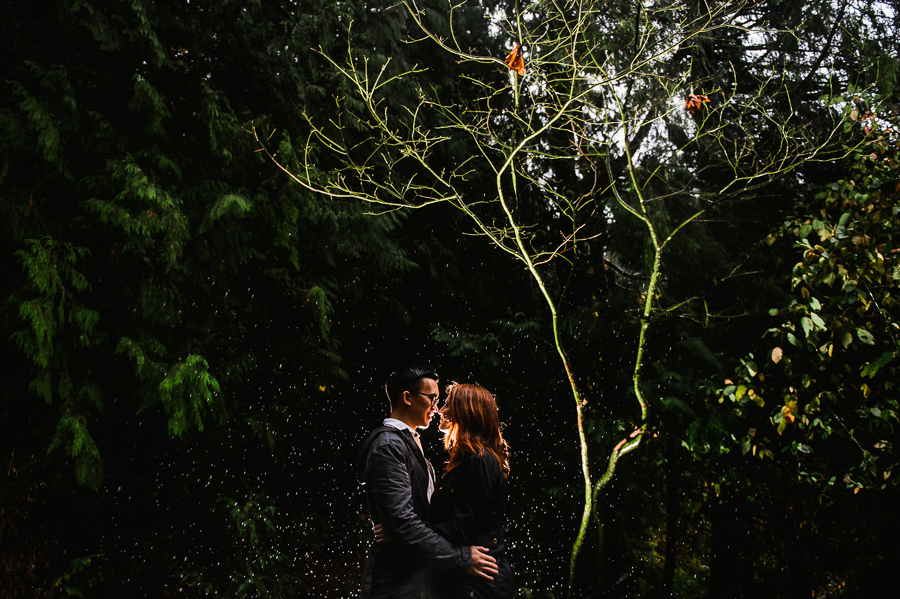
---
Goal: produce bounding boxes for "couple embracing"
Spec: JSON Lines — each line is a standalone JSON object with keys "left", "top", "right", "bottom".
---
{"left": 357, "top": 366, "right": 516, "bottom": 598}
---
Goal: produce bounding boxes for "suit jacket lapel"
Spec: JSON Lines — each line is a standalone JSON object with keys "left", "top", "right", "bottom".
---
{"left": 402, "top": 428, "right": 428, "bottom": 469}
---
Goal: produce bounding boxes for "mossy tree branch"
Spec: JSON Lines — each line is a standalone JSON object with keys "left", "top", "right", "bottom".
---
{"left": 257, "top": 0, "right": 854, "bottom": 593}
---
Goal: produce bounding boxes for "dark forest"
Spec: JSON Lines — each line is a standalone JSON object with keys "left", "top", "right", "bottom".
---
{"left": 2, "top": 0, "right": 899, "bottom": 597}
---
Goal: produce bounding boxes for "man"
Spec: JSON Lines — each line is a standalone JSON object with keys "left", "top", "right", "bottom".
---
{"left": 357, "top": 365, "right": 498, "bottom": 598}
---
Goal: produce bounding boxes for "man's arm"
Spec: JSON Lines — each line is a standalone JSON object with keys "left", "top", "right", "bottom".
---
{"left": 373, "top": 524, "right": 498, "bottom": 580}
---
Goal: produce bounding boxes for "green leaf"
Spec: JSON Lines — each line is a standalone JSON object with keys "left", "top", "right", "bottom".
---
{"left": 777, "top": 417, "right": 788, "bottom": 435}
{"left": 810, "top": 312, "right": 826, "bottom": 329}
{"left": 861, "top": 351, "right": 895, "bottom": 378}
{"left": 857, "top": 328, "right": 875, "bottom": 345}
{"left": 801, "top": 317, "right": 812, "bottom": 337}
{"left": 840, "top": 331, "right": 853, "bottom": 348}
{"left": 749, "top": 390, "right": 765, "bottom": 407}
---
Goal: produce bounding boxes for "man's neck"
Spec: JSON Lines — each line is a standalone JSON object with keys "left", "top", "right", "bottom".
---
{"left": 388, "top": 412, "right": 419, "bottom": 431}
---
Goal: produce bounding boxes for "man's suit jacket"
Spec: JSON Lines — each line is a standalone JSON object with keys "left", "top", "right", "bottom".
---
{"left": 357, "top": 425, "right": 470, "bottom": 599}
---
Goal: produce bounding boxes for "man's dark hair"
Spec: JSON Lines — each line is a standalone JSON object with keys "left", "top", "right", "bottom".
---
{"left": 385, "top": 365, "right": 439, "bottom": 408}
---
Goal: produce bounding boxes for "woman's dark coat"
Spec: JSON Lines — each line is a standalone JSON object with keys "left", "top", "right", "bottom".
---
{"left": 429, "top": 451, "right": 516, "bottom": 599}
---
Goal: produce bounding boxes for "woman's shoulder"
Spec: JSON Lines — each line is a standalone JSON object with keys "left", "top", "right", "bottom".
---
{"left": 458, "top": 449, "right": 503, "bottom": 475}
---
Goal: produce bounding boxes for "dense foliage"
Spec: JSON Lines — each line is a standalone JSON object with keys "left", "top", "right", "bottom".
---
{"left": 2, "top": 0, "right": 898, "bottom": 598}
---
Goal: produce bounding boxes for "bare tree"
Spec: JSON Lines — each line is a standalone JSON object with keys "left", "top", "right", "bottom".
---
{"left": 256, "top": 0, "right": 854, "bottom": 592}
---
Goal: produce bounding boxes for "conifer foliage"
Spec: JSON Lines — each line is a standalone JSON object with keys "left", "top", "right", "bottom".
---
{"left": 1, "top": 0, "right": 418, "bottom": 595}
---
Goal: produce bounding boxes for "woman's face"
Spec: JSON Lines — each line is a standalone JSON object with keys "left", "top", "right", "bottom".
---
{"left": 438, "top": 402, "right": 452, "bottom": 433}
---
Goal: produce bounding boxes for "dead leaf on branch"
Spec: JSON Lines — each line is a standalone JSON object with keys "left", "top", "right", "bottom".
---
{"left": 686, "top": 94, "right": 710, "bottom": 114}
{"left": 504, "top": 43, "right": 526, "bottom": 76}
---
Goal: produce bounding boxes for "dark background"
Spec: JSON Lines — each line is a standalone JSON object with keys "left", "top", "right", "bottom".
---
{"left": 2, "top": 0, "right": 899, "bottom": 597}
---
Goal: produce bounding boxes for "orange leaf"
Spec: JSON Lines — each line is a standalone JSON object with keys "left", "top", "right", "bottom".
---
{"left": 782, "top": 406, "right": 796, "bottom": 423}
{"left": 685, "top": 94, "right": 710, "bottom": 114}
{"left": 504, "top": 43, "right": 526, "bottom": 76}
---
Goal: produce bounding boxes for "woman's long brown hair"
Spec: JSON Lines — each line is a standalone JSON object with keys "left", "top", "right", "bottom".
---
{"left": 443, "top": 384, "right": 510, "bottom": 478}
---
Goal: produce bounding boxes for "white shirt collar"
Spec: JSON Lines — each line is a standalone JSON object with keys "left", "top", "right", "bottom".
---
{"left": 383, "top": 417, "right": 418, "bottom": 435}
{"left": 383, "top": 418, "right": 433, "bottom": 501}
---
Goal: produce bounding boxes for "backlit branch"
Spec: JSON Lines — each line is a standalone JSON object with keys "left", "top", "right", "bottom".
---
{"left": 257, "top": 1, "right": 853, "bottom": 594}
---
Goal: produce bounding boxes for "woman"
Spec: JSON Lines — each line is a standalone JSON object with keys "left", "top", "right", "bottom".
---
{"left": 428, "top": 383, "right": 515, "bottom": 599}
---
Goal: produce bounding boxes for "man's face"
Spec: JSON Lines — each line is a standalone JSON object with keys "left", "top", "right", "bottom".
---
{"left": 407, "top": 377, "right": 440, "bottom": 429}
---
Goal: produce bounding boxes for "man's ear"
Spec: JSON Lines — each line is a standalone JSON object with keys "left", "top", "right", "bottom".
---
{"left": 401, "top": 390, "right": 413, "bottom": 407}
